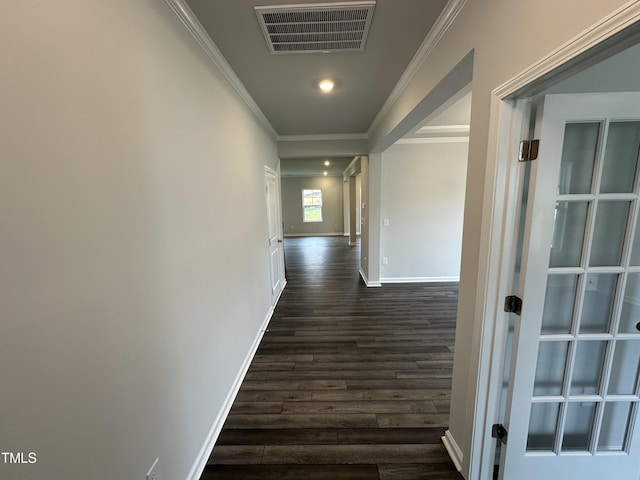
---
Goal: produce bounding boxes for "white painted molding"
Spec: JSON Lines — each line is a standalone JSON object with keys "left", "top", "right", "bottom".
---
{"left": 277, "top": 133, "right": 369, "bottom": 142}
{"left": 416, "top": 124, "right": 470, "bottom": 134}
{"left": 442, "top": 430, "right": 463, "bottom": 472}
{"left": 344, "top": 155, "right": 362, "bottom": 178}
{"left": 367, "top": 0, "right": 468, "bottom": 135}
{"left": 395, "top": 136, "right": 469, "bottom": 145}
{"left": 381, "top": 276, "right": 460, "bottom": 284}
{"left": 466, "top": 97, "right": 526, "bottom": 480}
{"left": 359, "top": 268, "right": 382, "bottom": 287}
{"left": 184, "top": 281, "right": 285, "bottom": 480}
{"left": 493, "top": 0, "right": 640, "bottom": 99}
{"left": 165, "top": 0, "right": 278, "bottom": 138}
{"left": 284, "top": 232, "right": 345, "bottom": 237}
{"left": 274, "top": 279, "right": 287, "bottom": 307}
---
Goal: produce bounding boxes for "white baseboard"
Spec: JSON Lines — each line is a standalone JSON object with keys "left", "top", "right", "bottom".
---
{"left": 442, "top": 429, "right": 463, "bottom": 473}
{"left": 283, "top": 232, "right": 344, "bottom": 237}
{"left": 274, "top": 279, "right": 287, "bottom": 305}
{"left": 184, "top": 286, "right": 284, "bottom": 480}
{"left": 359, "top": 268, "right": 381, "bottom": 287}
{"left": 380, "top": 276, "right": 460, "bottom": 284}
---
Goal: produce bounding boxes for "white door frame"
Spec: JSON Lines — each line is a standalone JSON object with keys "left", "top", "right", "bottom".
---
{"left": 468, "top": 3, "right": 640, "bottom": 479}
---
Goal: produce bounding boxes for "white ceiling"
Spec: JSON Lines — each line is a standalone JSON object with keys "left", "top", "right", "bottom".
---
{"left": 184, "top": 0, "right": 450, "bottom": 136}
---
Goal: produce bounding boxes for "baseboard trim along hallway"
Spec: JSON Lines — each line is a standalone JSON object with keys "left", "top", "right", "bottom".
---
{"left": 186, "top": 282, "right": 287, "bottom": 480}
{"left": 199, "top": 236, "right": 462, "bottom": 480}
{"left": 442, "top": 429, "right": 464, "bottom": 472}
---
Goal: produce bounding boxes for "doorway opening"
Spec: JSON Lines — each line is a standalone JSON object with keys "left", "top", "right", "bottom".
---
{"left": 378, "top": 86, "right": 470, "bottom": 285}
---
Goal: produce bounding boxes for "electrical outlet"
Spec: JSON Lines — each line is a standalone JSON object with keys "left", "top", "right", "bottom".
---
{"left": 146, "top": 458, "right": 159, "bottom": 480}
{"left": 382, "top": 257, "right": 389, "bottom": 265}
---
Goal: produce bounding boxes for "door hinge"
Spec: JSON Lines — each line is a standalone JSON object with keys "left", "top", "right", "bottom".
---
{"left": 504, "top": 295, "right": 522, "bottom": 315}
{"left": 492, "top": 423, "right": 508, "bottom": 444}
{"left": 518, "top": 139, "right": 539, "bottom": 162}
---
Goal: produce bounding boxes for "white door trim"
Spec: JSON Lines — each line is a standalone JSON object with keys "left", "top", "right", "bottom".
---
{"left": 469, "top": 3, "right": 640, "bottom": 479}
{"left": 464, "top": 96, "right": 532, "bottom": 480}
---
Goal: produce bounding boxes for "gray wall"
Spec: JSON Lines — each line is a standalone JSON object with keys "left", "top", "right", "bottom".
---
{"left": 381, "top": 141, "right": 468, "bottom": 282}
{"left": 281, "top": 176, "right": 345, "bottom": 236}
{"left": 0, "top": 1, "right": 278, "bottom": 479}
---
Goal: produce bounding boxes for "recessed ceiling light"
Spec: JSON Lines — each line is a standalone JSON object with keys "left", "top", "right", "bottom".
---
{"left": 319, "top": 79, "right": 334, "bottom": 93}
{"left": 323, "top": 171, "right": 328, "bottom": 176}
{"left": 324, "top": 160, "right": 331, "bottom": 166}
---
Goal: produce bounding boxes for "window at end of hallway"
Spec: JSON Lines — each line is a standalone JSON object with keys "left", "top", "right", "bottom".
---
{"left": 302, "top": 189, "right": 323, "bottom": 222}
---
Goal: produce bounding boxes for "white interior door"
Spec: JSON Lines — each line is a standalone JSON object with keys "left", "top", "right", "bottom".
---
{"left": 500, "top": 93, "right": 640, "bottom": 479}
{"left": 265, "top": 167, "right": 284, "bottom": 303}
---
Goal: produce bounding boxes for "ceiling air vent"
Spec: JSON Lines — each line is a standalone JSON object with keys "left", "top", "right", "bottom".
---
{"left": 255, "top": 2, "right": 376, "bottom": 54}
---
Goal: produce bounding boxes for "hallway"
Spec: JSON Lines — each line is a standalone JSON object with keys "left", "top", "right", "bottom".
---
{"left": 201, "top": 236, "right": 463, "bottom": 480}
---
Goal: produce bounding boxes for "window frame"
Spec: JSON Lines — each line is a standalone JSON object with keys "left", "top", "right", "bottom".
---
{"left": 302, "top": 188, "right": 323, "bottom": 223}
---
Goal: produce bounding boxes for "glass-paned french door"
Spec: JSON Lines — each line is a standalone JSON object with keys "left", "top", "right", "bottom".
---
{"left": 501, "top": 93, "right": 640, "bottom": 480}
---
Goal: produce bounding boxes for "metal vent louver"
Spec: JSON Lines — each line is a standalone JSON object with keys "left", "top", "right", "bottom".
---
{"left": 255, "top": 2, "right": 376, "bottom": 54}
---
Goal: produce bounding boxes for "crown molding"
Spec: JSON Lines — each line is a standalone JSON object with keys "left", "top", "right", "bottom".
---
{"left": 367, "top": 0, "right": 467, "bottom": 136}
{"left": 165, "top": 0, "right": 278, "bottom": 138}
{"left": 277, "top": 133, "right": 369, "bottom": 142}
{"left": 493, "top": 0, "right": 640, "bottom": 99}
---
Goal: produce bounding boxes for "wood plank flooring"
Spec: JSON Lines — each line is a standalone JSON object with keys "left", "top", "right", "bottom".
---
{"left": 201, "top": 236, "right": 463, "bottom": 480}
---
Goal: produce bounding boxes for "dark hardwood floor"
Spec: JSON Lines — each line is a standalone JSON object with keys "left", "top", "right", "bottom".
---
{"left": 201, "top": 236, "right": 463, "bottom": 480}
